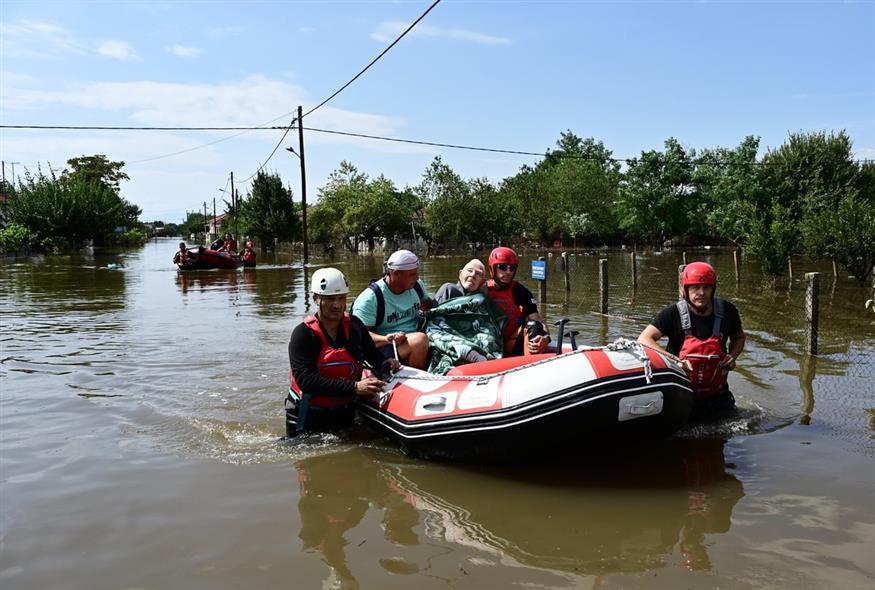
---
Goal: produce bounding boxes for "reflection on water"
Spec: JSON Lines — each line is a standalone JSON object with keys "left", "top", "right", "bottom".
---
{"left": 294, "top": 439, "right": 744, "bottom": 588}
{"left": 1, "top": 239, "right": 873, "bottom": 589}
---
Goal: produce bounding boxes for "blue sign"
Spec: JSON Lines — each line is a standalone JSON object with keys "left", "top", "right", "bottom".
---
{"left": 531, "top": 259, "right": 546, "bottom": 281}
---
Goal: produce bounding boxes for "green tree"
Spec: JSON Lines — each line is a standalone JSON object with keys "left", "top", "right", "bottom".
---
{"left": 619, "top": 138, "right": 695, "bottom": 248}
{"left": 9, "top": 168, "right": 126, "bottom": 246}
{"left": 691, "top": 135, "right": 762, "bottom": 244}
{"left": 313, "top": 161, "right": 415, "bottom": 252}
{"left": 743, "top": 130, "right": 859, "bottom": 275}
{"left": 417, "top": 157, "right": 472, "bottom": 248}
{"left": 239, "top": 171, "right": 300, "bottom": 246}
{"left": 63, "top": 155, "right": 130, "bottom": 193}
{"left": 803, "top": 160, "right": 875, "bottom": 284}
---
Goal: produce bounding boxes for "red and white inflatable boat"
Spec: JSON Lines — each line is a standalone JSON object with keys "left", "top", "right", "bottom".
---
{"left": 357, "top": 339, "right": 694, "bottom": 460}
{"left": 176, "top": 247, "right": 241, "bottom": 270}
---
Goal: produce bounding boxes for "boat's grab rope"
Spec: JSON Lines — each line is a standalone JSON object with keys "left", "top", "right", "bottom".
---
{"left": 388, "top": 338, "right": 659, "bottom": 384}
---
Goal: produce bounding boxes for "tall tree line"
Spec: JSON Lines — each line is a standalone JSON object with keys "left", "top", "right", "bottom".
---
{"left": 307, "top": 130, "right": 874, "bottom": 284}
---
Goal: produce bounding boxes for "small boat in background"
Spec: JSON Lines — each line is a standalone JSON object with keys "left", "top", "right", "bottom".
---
{"left": 356, "top": 339, "right": 694, "bottom": 461}
{"left": 175, "top": 247, "right": 241, "bottom": 271}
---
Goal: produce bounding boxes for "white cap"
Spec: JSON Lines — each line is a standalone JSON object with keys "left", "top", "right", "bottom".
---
{"left": 386, "top": 249, "right": 420, "bottom": 271}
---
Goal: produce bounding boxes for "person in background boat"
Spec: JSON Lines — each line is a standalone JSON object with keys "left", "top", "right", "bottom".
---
{"left": 241, "top": 240, "right": 256, "bottom": 267}
{"left": 486, "top": 247, "right": 549, "bottom": 356}
{"left": 433, "top": 259, "right": 487, "bottom": 304}
{"left": 351, "top": 249, "right": 432, "bottom": 370}
{"left": 286, "top": 268, "right": 400, "bottom": 437}
{"left": 637, "top": 261, "right": 746, "bottom": 418}
{"left": 217, "top": 232, "right": 237, "bottom": 253}
{"left": 172, "top": 241, "right": 196, "bottom": 265}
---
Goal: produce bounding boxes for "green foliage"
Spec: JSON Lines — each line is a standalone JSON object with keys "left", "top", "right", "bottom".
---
{"left": 63, "top": 155, "right": 130, "bottom": 193}
{"left": 692, "top": 136, "right": 762, "bottom": 244}
{"left": 238, "top": 171, "right": 300, "bottom": 245}
{"left": 180, "top": 211, "right": 207, "bottom": 239}
{"left": 0, "top": 222, "right": 36, "bottom": 253}
{"left": 313, "top": 161, "right": 414, "bottom": 252}
{"left": 115, "top": 227, "right": 148, "bottom": 246}
{"left": 803, "top": 160, "right": 875, "bottom": 284}
{"left": 619, "top": 138, "right": 695, "bottom": 247}
{"left": 8, "top": 168, "right": 127, "bottom": 247}
{"left": 417, "top": 157, "right": 472, "bottom": 246}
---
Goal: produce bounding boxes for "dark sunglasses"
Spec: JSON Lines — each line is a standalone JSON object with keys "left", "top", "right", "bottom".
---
{"left": 495, "top": 263, "right": 517, "bottom": 272}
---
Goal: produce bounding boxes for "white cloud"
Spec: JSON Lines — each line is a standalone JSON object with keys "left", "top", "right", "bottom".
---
{"left": 167, "top": 44, "right": 202, "bottom": 58}
{"left": 371, "top": 21, "right": 511, "bottom": 46}
{"left": 0, "top": 19, "right": 87, "bottom": 58}
{"left": 97, "top": 40, "right": 138, "bottom": 61}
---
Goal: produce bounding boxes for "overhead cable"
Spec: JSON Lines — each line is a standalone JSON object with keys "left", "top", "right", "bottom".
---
{"left": 302, "top": 0, "right": 442, "bottom": 119}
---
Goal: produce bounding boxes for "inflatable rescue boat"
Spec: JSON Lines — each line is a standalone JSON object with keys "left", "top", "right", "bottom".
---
{"left": 357, "top": 339, "right": 694, "bottom": 460}
{"left": 176, "top": 246, "right": 242, "bottom": 270}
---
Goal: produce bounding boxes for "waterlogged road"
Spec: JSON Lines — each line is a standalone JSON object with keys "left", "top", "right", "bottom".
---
{"left": 1, "top": 239, "right": 873, "bottom": 589}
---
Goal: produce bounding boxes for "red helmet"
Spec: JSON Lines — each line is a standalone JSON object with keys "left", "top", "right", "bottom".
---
{"left": 488, "top": 247, "right": 519, "bottom": 276}
{"left": 681, "top": 262, "right": 717, "bottom": 288}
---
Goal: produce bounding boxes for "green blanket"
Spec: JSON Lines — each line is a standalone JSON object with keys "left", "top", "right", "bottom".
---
{"left": 420, "top": 293, "right": 506, "bottom": 375}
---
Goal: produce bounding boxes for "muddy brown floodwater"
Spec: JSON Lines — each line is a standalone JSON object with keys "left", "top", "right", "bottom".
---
{"left": 1, "top": 238, "right": 873, "bottom": 589}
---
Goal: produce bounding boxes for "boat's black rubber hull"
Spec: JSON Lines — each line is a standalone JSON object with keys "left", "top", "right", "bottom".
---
{"left": 358, "top": 375, "right": 693, "bottom": 461}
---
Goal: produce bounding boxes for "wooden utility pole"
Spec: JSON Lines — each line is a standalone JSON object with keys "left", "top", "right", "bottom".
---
{"left": 297, "top": 106, "right": 309, "bottom": 266}
{"left": 230, "top": 171, "right": 236, "bottom": 241}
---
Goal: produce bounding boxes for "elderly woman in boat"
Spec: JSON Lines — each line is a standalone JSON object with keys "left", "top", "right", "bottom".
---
{"left": 423, "top": 258, "right": 506, "bottom": 375}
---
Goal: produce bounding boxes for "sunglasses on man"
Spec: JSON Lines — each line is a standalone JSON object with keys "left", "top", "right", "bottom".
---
{"left": 495, "top": 263, "right": 517, "bottom": 272}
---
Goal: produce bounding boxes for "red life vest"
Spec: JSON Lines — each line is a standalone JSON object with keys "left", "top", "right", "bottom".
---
{"left": 289, "top": 314, "right": 362, "bottom": 409}
{"left": 242, "top": 249, "right": 256, "bottom": 264}
{"left": 487, "top": 279, "right": 525, "bottom": 354}
{"left": 677, "top": 298, "right": 728, "bottom": 400}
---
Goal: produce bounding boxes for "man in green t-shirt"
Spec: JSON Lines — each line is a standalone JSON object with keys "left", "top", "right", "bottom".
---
{"left": 352, "top": 250, "right": 432, "bottom": 369}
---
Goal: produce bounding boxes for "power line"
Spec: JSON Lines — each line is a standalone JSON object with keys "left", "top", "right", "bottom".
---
{"left": 302, "top": 0, "right": 441, "bottom": 119}
{"left": 236, "top": 120, "right": 297, "bottom": 184}
{"left": 233, "top": 0, "right": 441, "bottom": 185}
{"left": 3, "top": 123, "right": 872, "bottom": 167}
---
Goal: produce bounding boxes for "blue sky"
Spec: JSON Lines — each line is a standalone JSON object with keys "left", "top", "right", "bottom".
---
{"left": 2, "top": 0, "right": 873, "bottom": 222}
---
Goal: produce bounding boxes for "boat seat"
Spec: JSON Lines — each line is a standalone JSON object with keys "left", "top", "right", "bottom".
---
{"left": 446, "top": 353, "right": 555, "bottom": 377}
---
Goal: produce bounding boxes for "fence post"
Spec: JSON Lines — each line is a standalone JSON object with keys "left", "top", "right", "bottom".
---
{"left": 832, "top": 258, "right": 838, "bottom": 277}
{"left": 733, "top": 249, "right": 740, "bottom": 283}
{"left": 599, "top": 258, "right": 608, "bottom": 314}
{"left": 682, "top": 251, "right": 687, "bottom": 265}
{"left": 788, "top": 257, "right": 794, "bottom": 282}
{"left": 562, "top": 251, "right": 570, "bottom": 291}
{"left": 539, "top": 255, "right": 547, "bottom": 306}
{"left": 678, "top": 264, "right": 686, "bottom": 300}
{"left": 631, "top": 251, "right": 638, "bottom": 289}
{"left": 804, "top": 272, "right": 820, "bottom": 355}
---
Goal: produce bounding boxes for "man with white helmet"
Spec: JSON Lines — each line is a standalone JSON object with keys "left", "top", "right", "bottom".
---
{"left": 352, "top": 249, "right": 432, "bottom": 369}
{"left": 286, "top": 267, "right": 400, "bottom": 437}
{"left": 638, "top": 261, "right": 746, "bottom": 416}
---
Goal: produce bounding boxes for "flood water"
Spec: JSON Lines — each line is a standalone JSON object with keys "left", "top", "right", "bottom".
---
{"left": 1, "top": 238, "right": 873, "bottom": 589}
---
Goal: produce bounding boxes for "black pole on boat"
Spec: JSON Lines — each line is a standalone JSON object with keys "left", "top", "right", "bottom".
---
{"left": 566, "top": 330, "right": 579, "bottom": 351}
{"left": 553, "top": 318, "right": 568, "bottom": 355}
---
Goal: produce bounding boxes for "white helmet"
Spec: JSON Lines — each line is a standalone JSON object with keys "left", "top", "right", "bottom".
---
{"left": 310, "top": 267, "right": 349, "bottom": 295}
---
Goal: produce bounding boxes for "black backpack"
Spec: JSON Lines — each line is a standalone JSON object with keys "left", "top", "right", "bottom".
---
{"left": 367, "top": 280, "right": 425, "bottom": 329}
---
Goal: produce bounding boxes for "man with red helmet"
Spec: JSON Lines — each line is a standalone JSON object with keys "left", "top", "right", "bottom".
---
{"left": 486, "top": 247, "right": 549, "bottom": 356}
{"left": 638, "top": 261, "right": 746, "bottom": 415}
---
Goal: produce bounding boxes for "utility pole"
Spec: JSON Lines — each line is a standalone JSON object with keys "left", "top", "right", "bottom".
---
{"left": 212, "top": 198, "right": 216, "bottom": 238}
{"left": 297, "top": 105, "right": 309, "bottom": 266}
{"left": 230, "top": 171, "right": 236, "bottom": 241}
{"left": 203, "top": 201, "right": 208, "bottom": 242}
